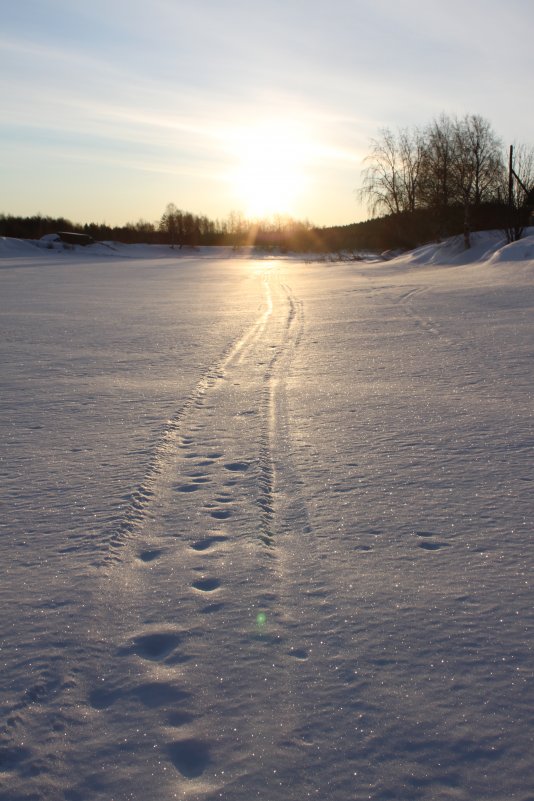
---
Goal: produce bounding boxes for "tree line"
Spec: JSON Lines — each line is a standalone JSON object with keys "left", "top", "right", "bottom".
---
{"left": 359, "top": 113, "right": 534, "bottom": 248}
{"left": 0, "top": 209, "right": 327, "bottom": 252}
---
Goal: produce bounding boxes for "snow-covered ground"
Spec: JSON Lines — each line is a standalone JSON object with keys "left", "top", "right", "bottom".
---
{"left": 1, "top": 233, "right": 533, "bottom": 801}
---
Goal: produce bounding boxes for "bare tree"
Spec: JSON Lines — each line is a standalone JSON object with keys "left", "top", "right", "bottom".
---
{"left": 182, "top": 212, "right": 200, "bottom": 247}
{"left": 226, "top": 210, "right": 248, "bottom": 248}
{"left": 360, "top": 124, "right": 442, "bottom": 218}
{"left": 466, "top": 114, "right": 503, "bottom": 206}
{"left": 419, "top": 114, "right": 456, "bottom": 226}
{"left": 159, "top": 203, "right": 181, "bottom": 248}
{"left": 360, "top": 114, "right": 506, "bottom": 247}
{"left": 450, "top": 115, "right": 503, "bottom": 247}
{"left": 359, "top": 128, "right": 405, "bottom": 216}
{"left": 398, "top": 127, "right": 426, "bottom": 214}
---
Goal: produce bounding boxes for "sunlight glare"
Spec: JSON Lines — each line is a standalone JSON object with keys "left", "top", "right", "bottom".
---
{"left": 229, "top": 121, "right": 310, "bottom": 218}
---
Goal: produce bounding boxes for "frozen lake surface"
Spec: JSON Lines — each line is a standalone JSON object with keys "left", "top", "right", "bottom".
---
{"left": 1, "top": 236, "right": 533, "bottom": 800}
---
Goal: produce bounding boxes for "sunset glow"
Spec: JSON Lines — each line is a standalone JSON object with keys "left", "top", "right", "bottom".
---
{"left": 2, "top": 1, "right": 532, "bottom": 226}
{"left": 229, "top": 121, "right": 311, "bottom": 218}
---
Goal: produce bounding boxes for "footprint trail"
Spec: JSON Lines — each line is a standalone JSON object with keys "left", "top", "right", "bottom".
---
{"left": 71, "top": 265, "right": 312, "bottom": 800}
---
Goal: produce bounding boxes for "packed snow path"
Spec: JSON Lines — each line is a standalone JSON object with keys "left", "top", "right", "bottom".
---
{"left": 0, "top": 239, "right": 533, "bottom": 801}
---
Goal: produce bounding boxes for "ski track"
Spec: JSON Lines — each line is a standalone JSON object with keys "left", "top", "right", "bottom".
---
{"left": 100, "top": 274, "right": 276, "bottom": 565}
{"left": 393, "top": 278, "right": 530, "bottom": 395}
{"left": 57, "top": 265, "right": 314, "bottom": 799}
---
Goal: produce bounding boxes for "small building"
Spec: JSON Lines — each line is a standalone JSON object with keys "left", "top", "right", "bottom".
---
{"left": 56, "top": 232, "right": 94, "bottom": 246}
{"left": 40, "top": 232, "right": 94, "bottom": 246}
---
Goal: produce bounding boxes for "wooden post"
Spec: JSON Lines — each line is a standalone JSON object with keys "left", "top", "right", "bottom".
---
{"left": 508, "top": 145, "right": 514, "bottom": 211}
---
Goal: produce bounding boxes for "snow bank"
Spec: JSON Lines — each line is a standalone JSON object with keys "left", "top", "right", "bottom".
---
{"left": 385, "top": 228, "right": 534, "bottom": 269}
{"left": 2, "top": 230, "right": 534, "bottom": 266}
{"left": 388, "top": 230, "right": 506, "bottom": 267}
{"left": 488, "top": 232, "right": 534, "bottom": 263}
{"left": 0, "top": 238, "right": 260, "bottom": 261}
{"left": 0, "top": 236, "right": 41, "bottom": 257}
{"left": 0, "top": 236, "right": 120, "bottom": 259}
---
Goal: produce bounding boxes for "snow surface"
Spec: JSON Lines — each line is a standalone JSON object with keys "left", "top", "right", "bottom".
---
{"left": 1, "top": 233, "right": 533, "bottom": 801}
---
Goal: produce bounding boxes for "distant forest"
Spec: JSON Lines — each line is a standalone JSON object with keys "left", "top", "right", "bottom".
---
{"left": 2, "top": 114, "right": 533, "bottom": 254}
{"left": 1, "top": 203, "right": 529, "bottom": 256}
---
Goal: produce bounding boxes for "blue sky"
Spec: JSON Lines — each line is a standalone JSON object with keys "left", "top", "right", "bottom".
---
{"left": 2, "top": 0, "right": 533, "bottom": 227}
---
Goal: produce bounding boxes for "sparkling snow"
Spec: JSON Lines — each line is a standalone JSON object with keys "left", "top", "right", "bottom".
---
{"left": 1, "top": 233, "right": 533, "bottom": 800}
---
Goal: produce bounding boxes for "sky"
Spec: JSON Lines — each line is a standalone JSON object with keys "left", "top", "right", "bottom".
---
{"left": 2, "top": 0, "right": 534, "bottom": 228}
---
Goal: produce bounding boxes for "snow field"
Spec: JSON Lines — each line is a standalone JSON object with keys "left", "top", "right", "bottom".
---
{"left": 0, "top": 234, "right": 533, "bottom": 800}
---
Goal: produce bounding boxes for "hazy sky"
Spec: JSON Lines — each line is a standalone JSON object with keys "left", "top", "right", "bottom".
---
{"left": 2, "top": 0, "right": 533, "bottom": 227}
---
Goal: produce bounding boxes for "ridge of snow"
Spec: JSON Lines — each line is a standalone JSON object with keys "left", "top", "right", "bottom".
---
{"left": 386, "top": 228, "right": 534, "bottom": 268}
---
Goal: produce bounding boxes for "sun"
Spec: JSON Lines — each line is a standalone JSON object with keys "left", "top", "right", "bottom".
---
{"left": 229, "top": 121, "right": 309, "bottom": 218}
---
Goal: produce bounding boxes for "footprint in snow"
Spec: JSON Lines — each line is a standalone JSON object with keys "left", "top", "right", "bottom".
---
{"left": 224, "top": 461, "right": 250, "bottom": 472}
{"left": 190, "top": 535, "right": 228, "bottom": 552}
{"left": 0, "top": 745, "right": 32, "bottom": 772}
{"left": 210, "top": 509, "right": 232, "bottom": 520}
{"left": 138, "top": 548, "right": 163, "bottom": 563}
{"left": 418, "top": 541, "right": 450, "bottom": 551}
{"left": 133, "top": 682, "right": 191, "bottom": 709}
{"left": 288, "top": 648, "right": 309, "bottom": 661}
{"left": 167, "top": 739, "right": 211, "bottom": 779}
{"left": 192, "top": 577, "right": 220, "bottom": 593}
{"left": 166, "top": 710, "right": 195, "bottom": 728}
{"left": 415, "top": 531, "right": 450, "bottom": 550}
{"left": 89, "top": 681, "right": 189, "bottom": 711}
{"left": 120, "top": 630, "right": 183, "bottom": 662}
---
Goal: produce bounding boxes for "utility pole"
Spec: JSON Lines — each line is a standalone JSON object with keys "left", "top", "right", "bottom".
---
{"left": 509, "top": 144, "right": 531, "bottom": 197}
{"left": 506, "top": 145, "right": 533, "bottom": 241}
{"left": 508, "top": 145, "right": 514, "bottom": 213}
